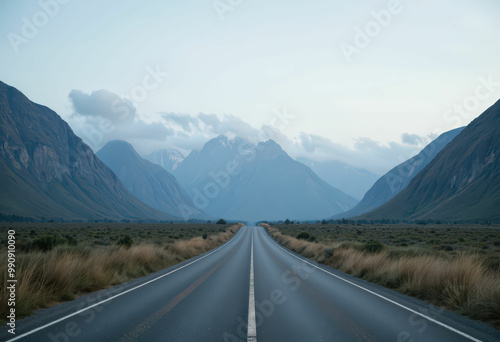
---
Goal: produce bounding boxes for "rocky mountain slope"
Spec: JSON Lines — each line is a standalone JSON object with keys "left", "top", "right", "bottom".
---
{"left": 363, "top": 101, "right": 499, "bottom": 222}
{"left": 0, "top": 81, "right": 174, "bottom": 221}
{"left": 98, "top": 140, "right": 204, "bottom": 219}
{"left": 332, "top": 127, "right": 464, "bottom": 219}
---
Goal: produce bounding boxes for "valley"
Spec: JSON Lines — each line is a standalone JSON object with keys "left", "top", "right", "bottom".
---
{"left": 1, "top": 2, "right": 500, "bottom": 339}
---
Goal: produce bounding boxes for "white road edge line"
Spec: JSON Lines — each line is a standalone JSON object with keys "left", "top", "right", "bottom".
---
{"left": 247, "top": 228, "right": 257, "bottom": 342}
{"left": 6, "top": 228, "right": 245, "bottom": 342}
{"left": 261, "top": 227, "right": 483, "bottom": 342}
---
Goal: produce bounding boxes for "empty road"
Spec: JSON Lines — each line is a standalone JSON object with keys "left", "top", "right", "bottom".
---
{"left": 2, "top": 226, "right": 499, "bottom": 342}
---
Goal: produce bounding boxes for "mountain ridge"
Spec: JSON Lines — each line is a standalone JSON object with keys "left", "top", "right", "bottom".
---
{"left": 298, "top": 158, "right": 379, "bottom": 200}
{"left": 174, "top": 136, "right": 358, "bottom": 221}
{"left": 0, "top": 80, "right": 174, "bottom": 221}
{"left": 144, "top": 148, "right": 185, "bottom": 173}
{"left": 331, "top": 127, "right": 465, "bottom": 219}
{"left": 97, "top": 140, "right": 205, "bottom": 220}
{"left": 362, "top": 100, "right": 500, "bottom": 222}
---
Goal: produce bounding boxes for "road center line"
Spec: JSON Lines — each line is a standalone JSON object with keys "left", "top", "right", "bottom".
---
{"left": 6, "top": 228, "right": 245, "bottom": 342}
{"left": 261, "top": 227, "right": 483, "bottom": 342}
{"left": 247, "top": 229, "right": 257, "bottom": 342}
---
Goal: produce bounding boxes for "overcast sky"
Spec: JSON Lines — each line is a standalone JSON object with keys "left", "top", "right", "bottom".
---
{"left": 1, "top": 0, "right": 499, "bottom": 173}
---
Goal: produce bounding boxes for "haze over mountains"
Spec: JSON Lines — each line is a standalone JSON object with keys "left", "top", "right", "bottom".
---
{"left": 97, "top": 141, "right": 203, "bottom": 219}
{"left": 1, "top": 79, "right": 498, "bottom": 224}
{"left": 364, "top": 100, "right": 500, "bottom": 222}
{"left": 0, "top": 81, "right": 174, "bottom": 221}
{"left": 144, "top": 149, "right": 185, "bottom": 173}
{"left": 297, "top": 158, "right": 379, "bottom": 200}
{"left": 334, "top": 127, "right": 465, "bottom": 219}
{"left": 172, "top": 136, "right": 358, "bottom": 221}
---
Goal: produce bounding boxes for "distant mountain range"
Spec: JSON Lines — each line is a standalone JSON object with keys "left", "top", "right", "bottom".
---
{"left": 297, "top": 158, "right": 379, "bottom": 200}
{"left": 0, "top": 81, "right": 174, "bottom": 221}
{"left": 144, "top": 149, "right": 184, "bottom": 173}
{"left": 97, "top": 140, "right": 204, "bottom": 219}
{"left": 2, "top": 79, "right": 498, "bottom": 223}
{"left": 363, "top": 100, "right": 500, "bottom": 222}
{"left": 332, "top": 127, "right": 465, "bottom": 219}
{"left": 173, "top": 136, "right": 358, "bottom": 221}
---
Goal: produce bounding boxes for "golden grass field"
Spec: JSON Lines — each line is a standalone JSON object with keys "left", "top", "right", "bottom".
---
{"left": 0, "top": 222, "right": 243, "bottom": 321}
{"left": 261, "top": 223, "right": 500, "bottom": 328}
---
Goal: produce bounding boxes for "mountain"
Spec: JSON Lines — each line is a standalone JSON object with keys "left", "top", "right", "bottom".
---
{"left": 97, "top": 141, "right": 204, "bottom": 219}
{"left": 297, "top": 158, "right": 379, "bottom": 200}
{"left": 174, "top": 135, "right": 246, "bottom": 188}
{"left": 363, "top": 100, "right": 500, "bottom": 222}
{"left": 0, "top": 81, "right": 174, "bottom": 221}
{"left": 144, "top": 149, "right": 184, "bottom": 173}
{"left": 173, "top": 136, "right": 358, "bottom": 221}
{"left": 331, "top": 127, "right": 465, "bottom": 219}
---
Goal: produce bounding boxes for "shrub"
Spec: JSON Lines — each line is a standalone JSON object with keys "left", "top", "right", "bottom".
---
{"left": 441, "top": 244, "right": 453, "bottom": 251}
{"left": 117, "top": 235, "right": 133, "bottom": 248}
{"left": 202, "top": 234, "right": 208, "bottom": 240}
{"left": 64, "top": 234, "right": 78, "bottom": 246}
{"left": 31, "top": 235, "right": 66, "bottom": 251}
{"left": 324, "top": 247, "right": 333, "bottom": 258}
{"left": 216, "top": 219, "right": 227, "bottom": 225}
{"left": 296, "top": 232, "right": 310, "bottom": 240}
{"left": 362, "top": 240, "right": 384, "bottom": 253}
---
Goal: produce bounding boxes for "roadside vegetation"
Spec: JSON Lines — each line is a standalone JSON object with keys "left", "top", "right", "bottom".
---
{"left": 261, "top": 223, "right": 500, "bottom": 328}
{"left": 0, "top": 222, "right": 243, "bottom": 321}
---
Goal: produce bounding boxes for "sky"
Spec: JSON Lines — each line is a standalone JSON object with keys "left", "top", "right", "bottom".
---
{"left": 1, "top": 0, "right": 499, "bottom": 174}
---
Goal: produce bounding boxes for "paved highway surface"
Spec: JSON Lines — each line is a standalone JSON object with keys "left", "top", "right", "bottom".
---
{"left": 2, "top": 226, "right": 499, "bottom": 341}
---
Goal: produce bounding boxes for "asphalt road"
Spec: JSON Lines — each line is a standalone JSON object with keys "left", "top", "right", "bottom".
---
{"left": 2, "top": 226, "right": 499, "bottom": 342}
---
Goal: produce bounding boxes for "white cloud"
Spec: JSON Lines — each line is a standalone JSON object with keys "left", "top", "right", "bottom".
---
{"left": 67, "top": 89, "right": 173, "bottom": 152}
{"left": 401, "top": 132, "right": 424, "bottom": 146}
{"left": 159, "top": 113, "right": 430, "bottom": 174}
{"left": 66, "top": 92, "right": 435, "bottom": 174}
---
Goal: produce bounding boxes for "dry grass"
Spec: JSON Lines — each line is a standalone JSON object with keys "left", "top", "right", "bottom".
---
{"left": 0, "top": 223, "right": 242, "bottom": 320}
{"left": 261, "top": 223, "right": 500, "bottom": 327}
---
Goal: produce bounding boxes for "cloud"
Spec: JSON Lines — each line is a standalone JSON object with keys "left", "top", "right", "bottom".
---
{"left": 67, "top": 95, "right": 434, "bottom": 174}
{"left": 68, "top": 89, "right": 172, "bottom": 151}
{"left": 161, "top": 112, "right": 263, "bottom": 150}
{"left": 401, "top": 132, "right": 424, "bottom": 146}
{"left": 159, "top": 112, "right": 435, "bottom": 174}
{"left": 69, "top": 89, "right": 136, "bottom": 123}
{"left": 162, "top": 113, "right": 200, "bottom": 132}
{"left": 293, "top": 133, "right": 424, "bottom": 174}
